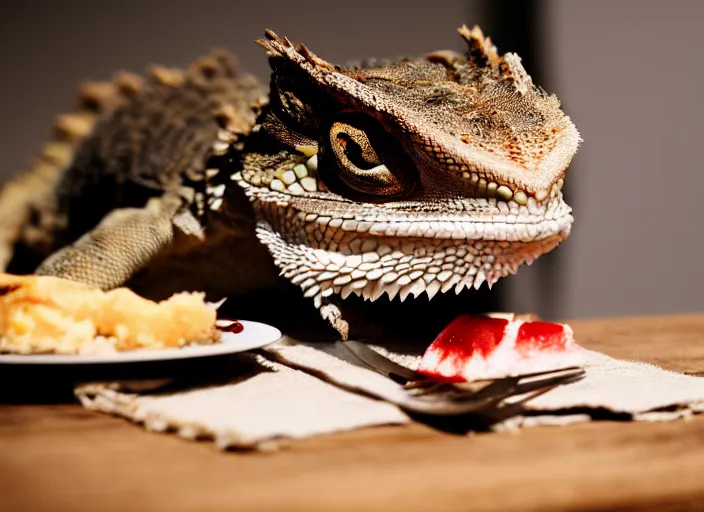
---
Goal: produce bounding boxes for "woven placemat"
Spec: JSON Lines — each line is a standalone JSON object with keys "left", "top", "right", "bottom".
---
{"left": 76, "top": 338, "right": 704, "bottom": 450}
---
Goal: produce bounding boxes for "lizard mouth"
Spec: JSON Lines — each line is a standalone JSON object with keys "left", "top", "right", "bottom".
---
{"left": 233, "top": 152, "right": 572, "bottom": 244}
{"left": 267, "top": 183, "right": 572, "bottom": 244}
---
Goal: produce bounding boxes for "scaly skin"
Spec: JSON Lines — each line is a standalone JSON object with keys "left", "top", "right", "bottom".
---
{"left": 0, "top": 26, "right": 580, "bottom": 341}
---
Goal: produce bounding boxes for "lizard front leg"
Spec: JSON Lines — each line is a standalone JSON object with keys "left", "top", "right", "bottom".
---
{"left": 35, "top": 197, "right": 177, "bottom": 290}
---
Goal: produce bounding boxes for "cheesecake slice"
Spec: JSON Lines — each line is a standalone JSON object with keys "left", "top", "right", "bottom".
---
{"left": 418, "top": 314, "right": 582, "bottom": 382}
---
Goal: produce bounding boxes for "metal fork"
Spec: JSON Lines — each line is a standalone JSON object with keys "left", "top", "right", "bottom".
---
{"left": 336, "top": 340, "right": 586, "bottom": 416}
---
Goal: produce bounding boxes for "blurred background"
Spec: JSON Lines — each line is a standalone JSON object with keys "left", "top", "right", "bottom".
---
{"left": 0, "top": 0, "right": 702, "bottom": 321}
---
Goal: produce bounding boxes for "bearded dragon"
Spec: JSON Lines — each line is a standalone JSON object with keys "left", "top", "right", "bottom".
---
{"left": 0, "top": 26, "right": 580, "bottom": 341}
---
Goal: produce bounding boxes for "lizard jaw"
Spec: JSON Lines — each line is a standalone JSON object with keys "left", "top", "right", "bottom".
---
{"left": 233, "top": 153, "right": 572, "bottom": 336}
{"left": 246, "top": 187, "right": 571, "bottom": 326}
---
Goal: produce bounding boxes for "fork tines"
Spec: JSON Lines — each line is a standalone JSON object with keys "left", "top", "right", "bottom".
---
{"left": 336, "top": 340, "right": 586, "bottom": 416}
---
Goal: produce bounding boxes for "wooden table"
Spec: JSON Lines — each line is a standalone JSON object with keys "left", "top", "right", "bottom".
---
{"left": 2, "top": 314, "right": 704, "bottom": 511}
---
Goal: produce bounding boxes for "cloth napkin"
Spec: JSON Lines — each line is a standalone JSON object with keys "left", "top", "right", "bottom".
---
{"left": 75, "top": 335, "right": 704, "bottom": 451}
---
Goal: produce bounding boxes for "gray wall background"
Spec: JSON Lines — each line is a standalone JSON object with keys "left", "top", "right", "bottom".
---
{"left": 0, "top": 1, "right": 701, "bottom": 320}
{"left": 546, "top": 0, "right": 704, "bottom": 320}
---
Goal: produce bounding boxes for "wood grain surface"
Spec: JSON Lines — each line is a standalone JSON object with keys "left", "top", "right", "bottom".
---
{"left": 2, "top": 314, "right": 704, "bottom": 511}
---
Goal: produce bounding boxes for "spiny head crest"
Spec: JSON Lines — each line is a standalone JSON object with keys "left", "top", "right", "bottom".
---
{"left": 458, "top": 25, "right": 501, "bottom": 72}
{"left": 458, "top": 25, "right": 535, "bottom": 95}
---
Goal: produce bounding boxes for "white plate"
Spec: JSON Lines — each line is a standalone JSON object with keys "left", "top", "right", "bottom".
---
{"left": 0, "top": 320, "right": 282, "bottom": 365}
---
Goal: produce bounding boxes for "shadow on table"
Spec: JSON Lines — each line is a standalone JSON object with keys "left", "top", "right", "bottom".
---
{"left": 0, "top": 353, "right": 262, "bottom": 405}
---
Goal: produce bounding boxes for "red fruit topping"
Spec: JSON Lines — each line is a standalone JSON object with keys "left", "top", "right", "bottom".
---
{"left": 418, "top": 315, "right": 509, "bottom": 382}
{"left": 516, "top": 321, "right": 570, "bottom": 355}
{"left": 434, "top": 314, "right": 509, "bottom": 360}
{"left": 220, "top": 319, "right": 244, "bottom": 334}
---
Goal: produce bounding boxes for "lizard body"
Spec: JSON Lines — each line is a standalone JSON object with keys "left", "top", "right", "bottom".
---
{"left": 0, "top": 26, "right": 580, "bottom": 341}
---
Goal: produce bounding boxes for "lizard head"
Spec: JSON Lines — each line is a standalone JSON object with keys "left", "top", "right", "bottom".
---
{"left": 231, "top": 27, "right": 580, "bottom": 338}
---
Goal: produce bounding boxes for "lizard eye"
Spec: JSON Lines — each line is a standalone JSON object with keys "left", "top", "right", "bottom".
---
{"left": 328, "top": 120, "right": 410, "bottom": 198}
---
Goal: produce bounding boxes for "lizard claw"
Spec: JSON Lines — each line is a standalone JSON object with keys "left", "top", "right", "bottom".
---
{"left": 320, "top": 303, "right": 349, "bottom": 341}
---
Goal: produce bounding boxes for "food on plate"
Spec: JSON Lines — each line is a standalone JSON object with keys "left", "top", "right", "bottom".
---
{"left": 0, "top": 273, "right": 219, "bottom": 355}
{"left": 418, "top": 313, "right": 582, "bottom": 382}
